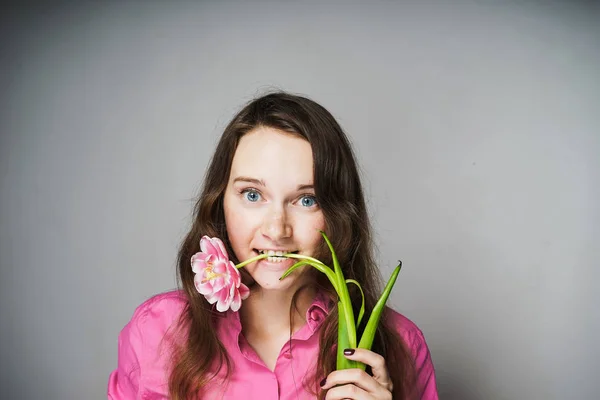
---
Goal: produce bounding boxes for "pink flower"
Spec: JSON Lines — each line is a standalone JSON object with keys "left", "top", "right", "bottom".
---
{"left": 191, "top": 236, "right": 250, "bottom": 312}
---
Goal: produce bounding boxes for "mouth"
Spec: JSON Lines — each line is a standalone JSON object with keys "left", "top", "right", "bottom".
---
{"left": 254, "top": 249, "right": 299, "bottom": 263}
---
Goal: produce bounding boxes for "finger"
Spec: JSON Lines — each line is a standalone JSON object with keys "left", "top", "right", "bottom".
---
{"left": 343, "top": 348, "right": 393, "bottom": 390}
{"left": 324, "top": 383, "right": 370, "bottom": 400}
{"left": 321, "top": 368, "right": 380, "bottom": 393}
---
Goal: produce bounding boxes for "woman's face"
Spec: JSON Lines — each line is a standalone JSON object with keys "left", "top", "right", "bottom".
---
{"left": 223, "top": 126, "right": 325, "bottom": 292}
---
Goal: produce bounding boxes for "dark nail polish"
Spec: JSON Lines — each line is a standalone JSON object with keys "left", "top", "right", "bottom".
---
{"left": 343, "top": 348, "right": 355, "bottom": 355}
{"left": 319, "top": 378, "right": 326, "bottom": 387}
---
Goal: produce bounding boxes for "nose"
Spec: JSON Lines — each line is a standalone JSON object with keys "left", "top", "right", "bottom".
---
{"left": 260, "top": 207, "right": 292, "bottom": 241}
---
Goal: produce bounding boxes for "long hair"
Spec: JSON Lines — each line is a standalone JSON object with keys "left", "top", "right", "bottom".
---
{"left": 169, "top": 92, "right": 418, "bottom": 399}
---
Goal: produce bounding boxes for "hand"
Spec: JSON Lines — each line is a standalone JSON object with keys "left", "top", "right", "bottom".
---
{"left": 320, "top": 348, "right": 393, "bottom": 399}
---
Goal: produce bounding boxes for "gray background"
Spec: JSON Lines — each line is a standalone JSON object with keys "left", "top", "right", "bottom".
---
{"left": 1, "top": 1, "right": 598, "bottom": 399}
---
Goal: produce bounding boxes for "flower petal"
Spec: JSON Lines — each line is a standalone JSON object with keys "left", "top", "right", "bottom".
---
{"left": 239, "top": 283, "right": 250, "bottom": 300}
{"left": 213, "top": 261, "right": 228, "bottom": 274}
{"left": 193, "top": 274, "right": 213, "bottom": 294}
{"left": 191, "top": 255, "right": 209, "bottom": 274}
{"left": 199, "top": 236, "right": 211, "bottom": 254}
{"left": 227, "top": 262, "right": 241, "bottom": 285}
{"left": 204, "top": 292, "right": 218, "bottom": 304}
{"left": 191, "top": 251, "right": 210, "bottom": 264}
{"left": 215, "top": 289, "right": 232, "bottom": 312}
{"left": 211, "top": 276, "right": 226, "bottom": 292}
{"left": 213, "top": 238, "right": 229, "bottom": 260}
{"left": 201, "top": 236, "right": 229, "bottom": 261}
{"left": 230, "top": 290, "right": 242, "bottom": 312}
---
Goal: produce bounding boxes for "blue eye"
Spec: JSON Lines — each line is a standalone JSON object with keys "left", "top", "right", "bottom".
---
{"left": 300, "top": 195, "right": 317, "bottom": 207}
{"left": 243, "top": 189, "right": 261, "bottom": 202}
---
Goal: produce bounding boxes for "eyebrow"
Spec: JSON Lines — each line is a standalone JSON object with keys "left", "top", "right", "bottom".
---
{"left": 233, "top": 176, "right": 266, "bottom": 186}
{"left": 296, "top": 184, "right": 315, "bottom": 191}
{"left": 232, "top": 176, "right": 314, "bottom": 191}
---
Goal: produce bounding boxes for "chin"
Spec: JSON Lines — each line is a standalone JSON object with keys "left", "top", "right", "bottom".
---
{"left": 248, "top": 262, "right": 311, "bottom": 292}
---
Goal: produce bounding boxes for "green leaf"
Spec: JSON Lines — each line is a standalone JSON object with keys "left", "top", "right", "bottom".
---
{"left": 345, "top": 279, "right": 365, "bottom": 329}
{"left": 321, "top": 231, "right": 357, "bottom": 348}
{"left": 357, "top": 262, "right": 402, "bottom": 351}
{"left": 336, "top": 301, "right": 360, "bottom": 370}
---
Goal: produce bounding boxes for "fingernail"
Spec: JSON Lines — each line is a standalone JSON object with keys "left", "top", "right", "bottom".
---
{"left": 319, "top": 378, "right": 326, "bottom": 387}
{"left": 343, "top": 348, "right": 355, "bottom": 356}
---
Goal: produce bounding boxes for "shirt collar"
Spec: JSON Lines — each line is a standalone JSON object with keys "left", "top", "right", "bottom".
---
{"left": 304, "top": 290, "right": 333, "bottom": 334}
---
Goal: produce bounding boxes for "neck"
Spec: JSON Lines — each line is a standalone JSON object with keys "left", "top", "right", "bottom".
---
{"left": 239, "top": 285, "right": 317, "bottom": 338}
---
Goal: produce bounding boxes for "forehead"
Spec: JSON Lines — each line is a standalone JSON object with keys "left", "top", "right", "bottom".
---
{"left": 230, "top": 127, "right": 314, "bottom": 183}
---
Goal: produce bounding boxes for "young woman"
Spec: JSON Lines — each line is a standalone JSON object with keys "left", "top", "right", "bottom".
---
{"left": 108, "top": 92, "right": 438, "bottom": 399}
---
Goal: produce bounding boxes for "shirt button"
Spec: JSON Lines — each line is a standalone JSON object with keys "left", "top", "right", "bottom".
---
{"left": 283, "top": 352, "right": 292, "bottom": 359}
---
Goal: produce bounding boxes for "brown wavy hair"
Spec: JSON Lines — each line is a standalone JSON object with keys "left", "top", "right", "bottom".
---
{"left": 168, "top": 91, "right": 418, "bottom": 399}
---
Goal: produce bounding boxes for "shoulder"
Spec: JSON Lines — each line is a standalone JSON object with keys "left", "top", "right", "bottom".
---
{"left": 130, "top": 290, "right": 188, "bottom": 322}
{"left": 126, "top": 290, "right": 188, "bottom": 334}
{"left": 384, "top": 307, "right": 440, "bottom": 398}
{"left": 120, "top": 290, "right": 188, "bottom": 354}
{"left": 383, "top": 307, "right": 430, "bottom": 355}
{"left": 108, "top": 290, "right": 189, "bottom": 397}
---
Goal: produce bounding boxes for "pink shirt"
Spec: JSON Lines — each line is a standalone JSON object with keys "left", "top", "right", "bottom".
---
{"left": 108, "top": 290, "right": 438, "bottom": 399}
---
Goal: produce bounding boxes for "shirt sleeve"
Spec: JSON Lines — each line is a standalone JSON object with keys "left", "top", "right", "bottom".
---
{"left": 107, "top": 306, "right": 146, "bottom": 399}
{"left": 409, "top": 328, "right": 439, "bottom": 400}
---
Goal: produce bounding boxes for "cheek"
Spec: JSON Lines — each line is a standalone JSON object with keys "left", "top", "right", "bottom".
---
{"left": 299, "top": 213, "right": 326, "bottom": 245}
{"left": 224, "top": 215, "right": 248, "bottom": 262}
{"left": 223, "top": 197, "right": 243, "bottom": 245}
{"left": 311, "top": 211, "right": 326, "bottom": 231}
{"left": 224, "top": 198, "right": 260, "bottom": 247}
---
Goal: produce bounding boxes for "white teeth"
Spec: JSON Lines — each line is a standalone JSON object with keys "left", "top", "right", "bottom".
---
{"left": 257, "top": 249, "right": 297, "bottom": 262}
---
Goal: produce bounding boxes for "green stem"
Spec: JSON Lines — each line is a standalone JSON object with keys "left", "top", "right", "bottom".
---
{"left": 336, "top": 301, "right": 359, "bottom": 370}
{"left": 234, "top": 253, "right": 271, "bottom": 269}
{"left": 321, "top": 231, "right": 357, "bottom": 348}
{"left": 278, "top": 255, "right": 339, "bottom": 294}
